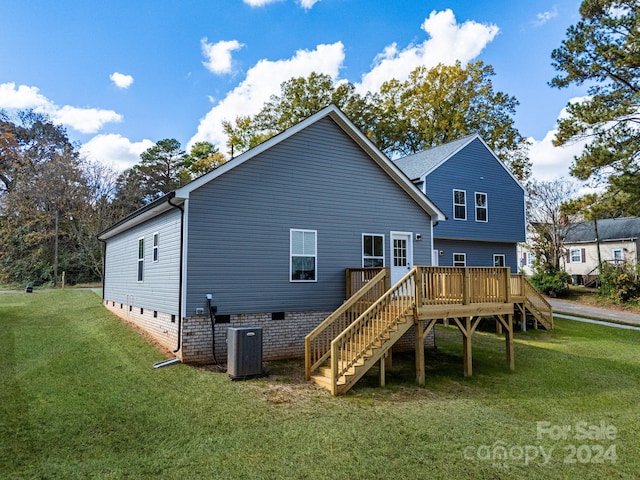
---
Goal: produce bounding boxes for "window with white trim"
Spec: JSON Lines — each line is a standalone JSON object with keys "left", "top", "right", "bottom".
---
{"left": 493, "top": 254, "right": 505, "bottom": 267}
{"left": 453, "top": 189, "right": 466, "bottom": 220}
{"left": 362, "top": 234, "right": 384, "bottom": 267}
{"left": 612, "top": 248, "right": 623, "bottom": 264}
{"left": 153, "top": 233, "right": 159, "bottom": 262}
{"left": 137, "top": 238, "right": 144, "bottom": 282}
{"left": 570, "top": 248, "right": 584, "bottom": 263}
{"left": 290, "top": 229, "right": 316, "bottom": 282}
{"left": 475, "top": 192, "right": 488, "bottom": 222}
{"left": 453, "top": 253, "right": 466, "bottom": 267}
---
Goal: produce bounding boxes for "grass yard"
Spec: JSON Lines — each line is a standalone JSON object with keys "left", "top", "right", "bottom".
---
{"left": 1, "top": 289, "right": 639, "bottom": 479}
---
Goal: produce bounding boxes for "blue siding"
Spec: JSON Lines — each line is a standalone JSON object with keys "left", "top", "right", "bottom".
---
{"left": 185, "top": 117, "right": 433, "bottom": 315}
{"left": 425, "top": 138, "right": 525, "bottom": 243}
{"left": 103, "top": 208, "right": 181, "bottom": 313}
{"left": 434, "top": 239, "right": 518, "bottom": 273}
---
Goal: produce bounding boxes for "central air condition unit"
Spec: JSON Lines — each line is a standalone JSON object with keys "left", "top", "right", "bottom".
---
{"left": 227, "top": 326, "right": 264, "bottom": 380}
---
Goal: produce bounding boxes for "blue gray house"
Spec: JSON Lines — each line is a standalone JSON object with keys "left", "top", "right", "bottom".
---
{"left": 98, "top": 105, "right": 445, "bottom": 364}
{"left": 393, "top": 134, "right": 526, "bottom": 272}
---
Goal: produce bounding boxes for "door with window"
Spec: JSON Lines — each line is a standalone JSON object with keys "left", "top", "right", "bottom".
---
{"left": 391, "top": 232, "right": 413, "bottom": 286}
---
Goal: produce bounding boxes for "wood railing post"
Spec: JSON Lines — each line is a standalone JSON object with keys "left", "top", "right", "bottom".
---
{"left": 345, "top": 269, "right": 352, "bottom": 298}
{"left": 504, "top": 268, "right": 511, "bottom": 303}
{"left": 384, "top": 267, "right": 391, "bottom": 291}
{"left": 463, "top": 267, "right": 470, "bottom": 305}
{"left": 415, "top": 267, "right": 422, "bottom": 308}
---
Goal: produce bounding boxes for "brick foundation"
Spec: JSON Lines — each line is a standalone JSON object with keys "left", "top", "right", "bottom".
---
{"left": 103, "top": 299, "right": 435, "bottom": 365}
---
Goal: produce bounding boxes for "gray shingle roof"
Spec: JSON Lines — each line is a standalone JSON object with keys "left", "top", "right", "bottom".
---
{"left": 392, "top": 134, "right": 478, "bottom": 179}
{"left": 564, "top": 217, "right": 640, "bottom": 243}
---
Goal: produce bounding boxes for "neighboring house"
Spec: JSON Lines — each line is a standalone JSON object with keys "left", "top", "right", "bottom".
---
{"left": 563, "top": 217, "right": 640, "bottom": 284}
{"left": 393, "top": 135, "right": 526, "bottom": 272}
{"left": 517, "top": 242, "right": 536, "bottom": 276}
{"left": 98, "top": 105, "right": 445, "bottom": 364}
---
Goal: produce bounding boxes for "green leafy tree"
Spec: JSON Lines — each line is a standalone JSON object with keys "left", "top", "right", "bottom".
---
{"left": 0, "top": 112, "right": 102, "bottom": 285}
{"left": 222, "top": 66, "right": 530, "bottom": 182}
{"left": 123, "top": 138, "right": 189, "bottom": 205}
{"left": 184, "top": 141, "right": 227, "bottom": 176}
{"left": 222, "top": 72, "right": 375, "bottom": 156}
{"left": 373, "top": 61, "right": 531, "bottom": 181}
{"left": 550, "top": 0, "right": 640, "bottom": 206}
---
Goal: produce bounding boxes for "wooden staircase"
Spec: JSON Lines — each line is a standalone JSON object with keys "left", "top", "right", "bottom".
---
{"left": 514, "top": 275, "right": 554, "bottom": 330}
{"left": 305, "top": 268, "right": 416, "bottom": 395}
{"left": 310, "top": 305, "right": 414, "bottom": 394}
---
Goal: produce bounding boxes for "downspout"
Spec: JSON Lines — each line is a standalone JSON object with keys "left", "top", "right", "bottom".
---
{"left": 168, "top": 196, "right": 184, "bottom": 353}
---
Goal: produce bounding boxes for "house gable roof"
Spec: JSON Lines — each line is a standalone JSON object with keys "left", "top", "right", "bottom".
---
{"left": 98, "top": 105, "right": 445, "bottom": 240}
{"left": 392, "top": 134, "right": 525, "bottom": 192}
{"left": 564, "top": 217, "right": 640, "bottom": 243}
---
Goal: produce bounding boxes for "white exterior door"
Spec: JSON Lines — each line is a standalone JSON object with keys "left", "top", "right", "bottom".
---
{"left": 391, "top": 232, "right": 413, "bottom": 286}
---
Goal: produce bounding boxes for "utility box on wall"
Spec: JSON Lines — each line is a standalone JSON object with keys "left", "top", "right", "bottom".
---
{"left": 227, "top": 327, "right": 263, "bottom": 380}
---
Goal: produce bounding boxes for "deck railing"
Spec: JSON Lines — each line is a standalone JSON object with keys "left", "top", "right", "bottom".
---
{"left": 418, "top": 266, "right": 511, "bottom": 306}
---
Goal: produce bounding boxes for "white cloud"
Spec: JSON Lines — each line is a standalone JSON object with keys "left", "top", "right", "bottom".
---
{"left": 0, "top": 82, "right": 123, "bottom": 134}
{"left": 189, "top": 42, "right": 345, "bottom": 150}
{"left": 243, "top": 0, "right": 318, "bottom": 8}
{"left": 529, "top": 101, "right": 590, "bottom": 182}
{"left": 299, "top": 0, "right": 320, "bottom": 9}
{"left": 357, "top": 9, "right": 499, "bottom": 94}
{"left": 52, "top": 105, "right": 122, "bottom": 134}
{"left": 80, "top": 134, "right": 154, "bottom": 171}
{"left": 243, "top": 0, "right": 282, "bottom": 7}
{"left": 201, "top": 38, "right": 244, "bottom": 75}
{"left": 110, "top": 72, "right": 134, "bottom": 89}
{"left": 534, "top": 7, "right": 558, "bottom": 27}
{"left": 0, "top": 82, "right": 51, "bottom": 109}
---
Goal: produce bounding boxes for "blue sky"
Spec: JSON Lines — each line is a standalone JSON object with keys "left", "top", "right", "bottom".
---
{"left": 1, "top": 0, "right": 587, "bottom": 180}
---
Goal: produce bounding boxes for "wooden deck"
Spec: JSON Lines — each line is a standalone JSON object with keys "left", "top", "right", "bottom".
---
{"left": 305, "top": 266, "right": 553, "bottom": 395}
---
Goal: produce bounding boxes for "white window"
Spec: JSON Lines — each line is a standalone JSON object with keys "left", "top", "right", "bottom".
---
{"left": 493, "top": 254, "right": 505, "bottom": 267}
{"left": 363, "top": 234, "right": 384, "bottom": 267}
{"left": 290, "top": 229, "right": 317, "bottom": 282}
{"left": 570, "top": 248, "right": 584, "bottom": 263}
{"left": 137, "top": 238, "right": 144, "bottom": 282}
{"left": 453, "top": 189, "right": 466, "bottom": 220}
{"left": 475, "top": 192, "right": 488, "bottom": 222}
{"left": 153, "top": 233, "right": 159, "bottom": 262}
{"left": 612, "top": 249, "right": 623, "bottom": 264}
{"left": 453, "top": 253, "right": 466, "bottom": 267}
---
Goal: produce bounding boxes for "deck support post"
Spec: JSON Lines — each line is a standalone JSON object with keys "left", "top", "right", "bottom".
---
{"left": 379, "top": 353, "right": 386, "bottom": 387}
{"left": 415, "top": 320, "right": 425, "bottom": 385}
{"left": 452, "top": 316, "right": 482, "bottom": 377}
{"left": 415, "top": 319, "right": 438, "bottom": 385}
{"left": 495, "top": 314, "right": 515, "bottom": 371}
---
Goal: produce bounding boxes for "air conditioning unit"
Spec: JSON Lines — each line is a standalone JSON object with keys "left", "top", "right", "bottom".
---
{"left": 227, "top": 327, "right": 264, "bottom": 380}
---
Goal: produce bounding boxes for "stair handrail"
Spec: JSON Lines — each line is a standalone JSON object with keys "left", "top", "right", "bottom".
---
{"left": 329, "top": 267, "right": 417, "bottom": 395}
{"left": 305, "top": 268, "right": 389, "bottom": 380}
{"left": 512, "top": 274, "right": 554, "bottom": 329}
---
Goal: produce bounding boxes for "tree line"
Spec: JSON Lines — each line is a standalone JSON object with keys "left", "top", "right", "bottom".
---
{"left": 0, "top": 0, "right": 637, "bottom": 288}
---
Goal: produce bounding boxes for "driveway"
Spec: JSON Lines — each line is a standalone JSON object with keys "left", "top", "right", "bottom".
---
{"left": 547, "top": 298, "right": 640, "bottom": 327}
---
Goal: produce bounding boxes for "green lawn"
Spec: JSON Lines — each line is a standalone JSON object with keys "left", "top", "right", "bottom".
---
{"left": 2, "top": 289, "right": 639, "bottom": 479}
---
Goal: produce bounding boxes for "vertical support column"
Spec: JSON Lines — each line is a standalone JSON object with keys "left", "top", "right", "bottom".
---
{"left": 415, "top": 320, "right": 425, "bottom": 385}
{"left": 505, "top": 314, "right": 515, "bottom": 371}
{"left": 463, "top": 317, "right": 473, "bottom": 377}
{"left": 379, "top": 353, "right": 386, "bottom": 387}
